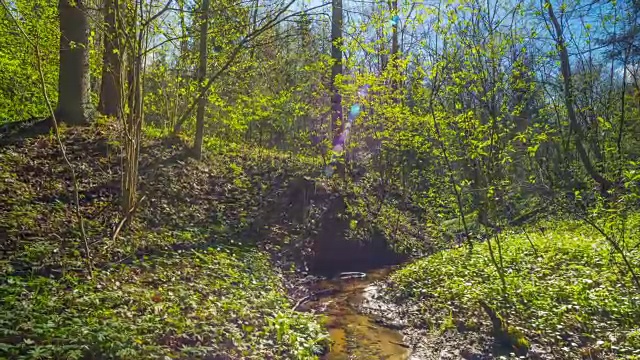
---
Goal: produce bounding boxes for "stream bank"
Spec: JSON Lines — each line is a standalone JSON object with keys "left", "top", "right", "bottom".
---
{"left": 287, "top": 178, "right": 415, "bottom": 358}
{"left": 297, "top": 265, "right": 494, "bottom": 360}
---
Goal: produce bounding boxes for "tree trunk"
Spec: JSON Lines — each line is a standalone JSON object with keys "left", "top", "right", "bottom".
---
{"left": 193, "top": 0, "right": 210, "bottom": 160}
{"left": 390, "top": 0, "right": 398, "bottom": 56}
{"left": 122, "top": 59, "right": 141, "bottom": 222}
{"left": 330, "top": 0, "right": 343, "bottom": 135}
{"left": 88, "top": 0, "right": 103, "bottom": 95}
{"left": 98, "top": 0, "right": 122, "bottom": 117}
{"left": 178, "top": 0, "right": 189, "bottom": 59}
{"left": 546, "top": 1, "right": 613, "bottom": 191}
{"left": 121, "top": 0, "right": 144, "bottom": 225}
{"left": 390, "top": 0, "right": 399, "bottom": 95}
{"left": 56, "top": 0, "right": 91, "bottom": 125}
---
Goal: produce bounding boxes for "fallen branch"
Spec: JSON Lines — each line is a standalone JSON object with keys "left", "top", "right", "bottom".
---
{"left": 389, "top": 340, "right": 411, "bottom": 349}
{"left": 291, "top": 288, "right": 337, "bottom": 311}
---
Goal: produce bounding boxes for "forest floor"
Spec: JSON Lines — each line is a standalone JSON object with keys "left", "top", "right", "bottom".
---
{"left": 0, "top": 121, "right": 333, "bottom": 359}
{"left": 367, "top": 223, "right": 640, "bottom": 360}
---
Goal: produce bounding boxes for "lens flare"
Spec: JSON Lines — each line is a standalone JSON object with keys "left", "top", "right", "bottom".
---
{"left": 325, "top": 85, "right": 370, "bottom": 177}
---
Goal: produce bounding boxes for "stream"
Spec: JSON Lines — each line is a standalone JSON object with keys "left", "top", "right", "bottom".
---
{"left": 301, "top": 268, "right": 411, "bottom": 360}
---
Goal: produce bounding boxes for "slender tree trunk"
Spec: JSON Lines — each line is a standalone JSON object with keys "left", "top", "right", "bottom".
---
{"left": 378, "top": 26, "right": 388, "bottom": 73}
{"left": 193, "top": 0, "right": 210, "bottom": 160}
{"left": 389, "top": 0, "right": 399, "bottom": 96}
{"left": 56, "top": 0, "right": 91, "bottom": 125}
{"left": 178, "top": 0, "right": 188, "bottom": 58}
{"left": 617, "top": 50, "right": 630, "bottom": 173}
{"left": 330, "top": 0, "right": 343, "bottom": 136}
{"left": 98, "top": 0, "right": 122, "bottom": 117}
{"left": 546, "top": 1, "right": 612, "bottom": 191}
{"left": 122, "top": 62, "right": 142, "bottom": 223}
{"left": 172, "top": 0, "right": 189, "bottom": 130}
{"left": 121, "top": 0, "right": 144, "bottom": 225}
{"left": 250, "top": 0, "right": 259, "bottom": 58}
{"left": 89, "top": 0, "right": 103, "bottom": 95}
{"left": 390, "top": 0, "right": 398, "bottom": 57}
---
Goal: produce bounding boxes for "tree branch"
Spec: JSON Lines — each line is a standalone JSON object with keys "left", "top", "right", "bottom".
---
{"left": 172, "top": 0, "right": 330, "bottom": 134}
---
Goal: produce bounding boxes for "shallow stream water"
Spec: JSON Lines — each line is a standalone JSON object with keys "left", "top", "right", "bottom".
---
{"left": 302, "top": 268, "right": 411, "bottom": 360}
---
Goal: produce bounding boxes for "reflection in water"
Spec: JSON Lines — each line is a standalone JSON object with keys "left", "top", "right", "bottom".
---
{"left": 304, "top": 269, "right": 410, "bottom": 360}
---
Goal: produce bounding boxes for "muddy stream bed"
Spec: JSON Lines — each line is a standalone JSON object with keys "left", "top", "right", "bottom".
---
{"left": 299, "top": 268, "right": 412, "bottom": 360}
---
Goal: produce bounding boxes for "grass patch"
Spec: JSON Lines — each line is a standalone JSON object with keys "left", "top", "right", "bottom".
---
{"left": 386, "top": 221, "right": 640, "bottom": 358}
{"left": 0, "top": 246, "right": 328, "bottom": 359}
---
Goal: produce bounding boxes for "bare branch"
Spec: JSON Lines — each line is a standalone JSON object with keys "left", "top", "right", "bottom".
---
{"left": 173, "top": 0, "right": 331, "bottom": 134}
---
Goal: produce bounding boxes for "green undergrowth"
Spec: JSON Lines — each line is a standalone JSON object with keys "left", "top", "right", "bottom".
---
{"left": 0, "top": 123, "right": 423, "bottom": 358}
{"left": 0, "top": 246, "right": 328, "bottom": 359}
{"left": 386, "top": 221, "right": 640, "bottom": 358}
